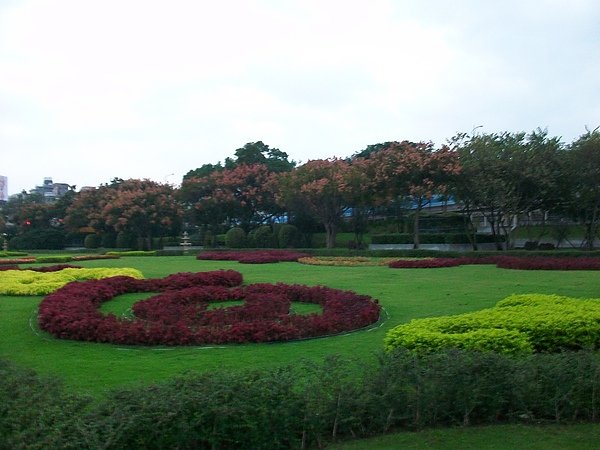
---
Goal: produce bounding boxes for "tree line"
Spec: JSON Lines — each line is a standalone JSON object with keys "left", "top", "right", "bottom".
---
{"left": 1, "top": 130, "right": 599, "bottom": 250}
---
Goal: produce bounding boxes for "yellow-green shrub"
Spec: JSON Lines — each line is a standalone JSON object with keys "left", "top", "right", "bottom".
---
{"left": 0, "top": 268, "right": 144, "bottom": 296}
{"left": 384, "top": 294, "right": 600, "bottom": 354}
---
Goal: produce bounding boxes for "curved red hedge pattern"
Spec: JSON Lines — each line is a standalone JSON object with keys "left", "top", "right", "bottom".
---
{"left": 197, "top": 250, "right": 311, "bottom": 264}
{"left": 388, "top": 256, "right": 600, "bottom": 270}
{"left": 0, "top": 264, "right": 83, "bottom": 272}
{"left": 38, "top": 270, "right": 380, "bottom": 345}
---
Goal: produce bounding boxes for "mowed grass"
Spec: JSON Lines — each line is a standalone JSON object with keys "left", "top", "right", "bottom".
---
{"left": 327, "top": 423, "right": 600, "bottom": 450}
{"left": 1, "top": 255, "right": 600, "bottom": 398}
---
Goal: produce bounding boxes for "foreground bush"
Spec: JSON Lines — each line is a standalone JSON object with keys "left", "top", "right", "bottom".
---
{"left": 384, "top": 294, "right": 600, "bottom": 354}
{"left": 0, "top": 267, "right": 144, "bottom": 296}
{"left": 3, "top": 350, "right": 600, "bottom": 448}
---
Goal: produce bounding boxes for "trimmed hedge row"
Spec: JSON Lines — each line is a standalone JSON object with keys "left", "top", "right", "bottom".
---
{"left": 0, "top": 267, "right": 144, "bottom": 296}
{"left": 4, "top": 350, "right": 600, "bottom": 448}
{"left": 371, "top": 233, "right": 501, "bottom": 245}
{"left": 38, "top": 271, "right": 381, "bottom": 345}
{"left": 105, "top": 250, "right": 157, "bottom": 257}
{"left": 384, "top": 294, "right": 600, "bottom": 354}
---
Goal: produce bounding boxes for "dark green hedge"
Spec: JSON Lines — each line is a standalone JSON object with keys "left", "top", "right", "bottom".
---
{"left": 3, "top": 350, "right": 600, "bottom": 449}
{"left": 9, "top": 229, "right": 66, "bottom": 250}
{"left": 371, "top": 233, "right": 501, "bottom": 245}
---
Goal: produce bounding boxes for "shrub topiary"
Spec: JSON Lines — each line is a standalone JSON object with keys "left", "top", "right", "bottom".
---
{"left": 115, "top": 231, "right": 134, "bottom": 249}
{"left": 225, "top": 227, "right": 247, "bottom": 248}
{"left": 84, "top": 234, "right": 101, "bottom": 249}
{"left": 278, "top": 224, "right": 300, "bottom": 248}
{"left": 253, "top": 225, "right": 275, "bottom": 248}
{"left": 100, "top": 233, "right": 116, "bottom": 248}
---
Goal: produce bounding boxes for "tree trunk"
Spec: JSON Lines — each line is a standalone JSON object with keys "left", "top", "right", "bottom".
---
{"left": 413, "top": 204, "right": 421, "bottom": 249}
{"left": 324, "top": 222, "right": 337, "bottom": 249}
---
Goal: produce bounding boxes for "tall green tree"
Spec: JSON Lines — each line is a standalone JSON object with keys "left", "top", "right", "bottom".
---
{"left": 565, "top": 129, "right": 600, "bottom": 249}
{"left": 225, "top": 141, "right": 296, "bottom": 173}
{"left": 450, "top": 130, "right": 564, "bottom": 249}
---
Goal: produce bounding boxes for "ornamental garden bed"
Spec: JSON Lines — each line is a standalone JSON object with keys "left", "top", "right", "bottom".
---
{"left": 38, "top": 270, "right": 381, "bottom": 345}
{"left": 299, "top": 256, "right": 410, "bottom": 266}
{"left": 384, "top": 293, "right": 600, "bottom": 354}
{"left": 388, "top": 256, "right": 600, "bottom": 270}
{"left": 197, "top": 249, "right": 311, "bottom": 263}
{"left": 0, "top": 267, "right": 144, "bottom": 295}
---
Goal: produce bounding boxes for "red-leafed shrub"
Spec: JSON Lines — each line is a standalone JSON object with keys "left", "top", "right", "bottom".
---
{"left": 197, "top": 249, "right": 310, "bottom": 264}
{"left": 0, "top": 264, "right": 83, "bottom": 272}
{"left": 494, "top": 256, "right": 600, "bottom": 270}
{"left": 37, "top": 270, "right": 380, "bottom": 345}
{"left": 388, "top": 256, "right": 600, "bottom": 270}
{"left": 33, "top": 264, "right": 83, "bottom": 272}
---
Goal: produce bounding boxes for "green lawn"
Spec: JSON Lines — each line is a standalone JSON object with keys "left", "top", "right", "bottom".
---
{"left": 2, "top": 255, "right": 600, "bottom": 398}
{"left": 326, "top": 423, "right": 600, "bottom": 449}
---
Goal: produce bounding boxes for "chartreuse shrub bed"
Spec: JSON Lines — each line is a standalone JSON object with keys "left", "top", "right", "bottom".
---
{"left": 299, "top": 256, "right": 402, "bottom": 266}
{"left": 384, "top": 294, "right": 600, "bottom": 354}
{"left": 0, "top": 267, "right": 144, "bottom": 295}
{"left": 38, "top": 270, "right": 381, "bottom": 345}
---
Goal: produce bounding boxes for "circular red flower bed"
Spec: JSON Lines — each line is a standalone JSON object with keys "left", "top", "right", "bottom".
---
{"left": 38, "top": 270, "right": 381, "bottom": 345}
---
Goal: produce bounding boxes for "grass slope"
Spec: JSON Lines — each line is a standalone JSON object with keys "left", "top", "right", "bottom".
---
{"left": 1, "top": 256, "right": 600, "bottom": 397}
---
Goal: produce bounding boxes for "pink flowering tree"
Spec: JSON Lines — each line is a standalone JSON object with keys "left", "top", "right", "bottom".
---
{"left": 364, "top": 141, "right": 461, "bottom": 248}
{"left": 276, "top": 158, "right": 371, "bottom": 248}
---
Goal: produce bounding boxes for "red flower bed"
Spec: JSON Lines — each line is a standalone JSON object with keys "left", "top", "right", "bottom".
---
{"left": 494, "top": 256, "right": 600, "bottom": 270}
{"left": 38, "top": 270, "right": 380, "bottom": 345}
{"left": 388, "top": 256, "right": 600, "bottom": 270}
{"left": 0, "top": 264, "right": 83, "bottom": 272}
{"left": 197, "top": 250, "right": 311, "bottom": 264}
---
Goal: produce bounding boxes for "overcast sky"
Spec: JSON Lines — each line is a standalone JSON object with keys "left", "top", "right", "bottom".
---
{"left": 1, "top": 0, "right": 599, "bottom": 196}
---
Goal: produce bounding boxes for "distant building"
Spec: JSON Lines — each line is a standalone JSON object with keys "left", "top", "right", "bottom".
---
{"left": 0, "top": 175, "right": 7, "bottom": 202}
{"left": 30, "top": 177, "right": 72, "bottom": 203}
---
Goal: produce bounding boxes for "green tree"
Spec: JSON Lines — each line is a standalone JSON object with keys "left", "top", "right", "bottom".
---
{"left": 450, "top": 130, "right": 564, "bottom": 249}
{"left": 565, "top": 129, "right": 600, "bottom": 249}
{"left": 225, "top": 141, "right": 296, "bottom": 173}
